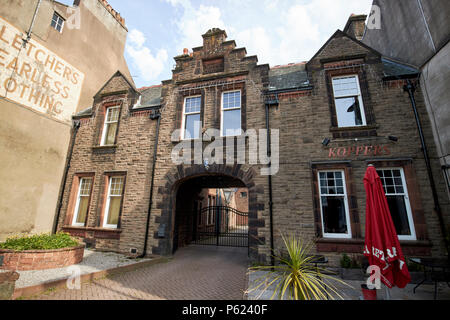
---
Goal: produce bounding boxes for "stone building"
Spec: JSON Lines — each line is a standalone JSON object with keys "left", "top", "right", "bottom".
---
{"left": 0, "top": 0, "right": 132, "bottom": 240}
{"left": 55, "top": 21, "right": 449, "bottom": 265}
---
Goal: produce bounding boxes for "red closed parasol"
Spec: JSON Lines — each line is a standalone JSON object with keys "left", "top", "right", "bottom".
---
{"left": 363, "top": 165, "right": 411, "bottom": 289}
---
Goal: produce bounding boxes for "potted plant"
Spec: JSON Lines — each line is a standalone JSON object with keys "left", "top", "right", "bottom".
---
{"left": 247, "top": 233, "right": 352, "bottom": 300}
{"left": 340, "top": 254, "right": 364, "bottom": 280}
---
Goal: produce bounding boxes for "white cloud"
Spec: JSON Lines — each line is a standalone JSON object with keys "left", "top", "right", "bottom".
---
{"left": 165, "top": 0, "right": 225, "bottom": 54}
{"left": 125, "top": 28, "right": 168, "bottom": 83}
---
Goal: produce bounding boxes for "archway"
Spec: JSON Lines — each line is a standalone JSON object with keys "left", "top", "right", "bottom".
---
{"left": 153, "top": 164, "right": 266, "bottom": 261}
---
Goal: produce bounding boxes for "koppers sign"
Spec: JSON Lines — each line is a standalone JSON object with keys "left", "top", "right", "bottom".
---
{"left": 0, "top": 17, "right": 84, "bottom": 123}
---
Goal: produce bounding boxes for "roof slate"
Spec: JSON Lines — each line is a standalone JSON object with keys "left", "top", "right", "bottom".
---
{"left": 381, "top": 57, "right": 420, "bottom": 78}
{"left": 268, "top": 63, "right": 310, "bottom": 91}
{"left": 134, "top": 85, "right": 162, "bottom": 109}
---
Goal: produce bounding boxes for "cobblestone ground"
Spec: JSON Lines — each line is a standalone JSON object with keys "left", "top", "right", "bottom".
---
{"left": 27, "top": 246, "right": 249, "bottom": 300}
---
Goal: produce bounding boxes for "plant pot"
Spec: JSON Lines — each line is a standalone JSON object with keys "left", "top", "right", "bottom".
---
{"left": 361, "top": 284, "right": 377, "bottom": 300}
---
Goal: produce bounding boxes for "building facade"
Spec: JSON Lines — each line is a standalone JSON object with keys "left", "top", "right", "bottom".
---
{"left": 0, "top": 0, "right": 132, "bottom": 240}
{"left": 56, "top": 22, "right": 449, "bottom": 265}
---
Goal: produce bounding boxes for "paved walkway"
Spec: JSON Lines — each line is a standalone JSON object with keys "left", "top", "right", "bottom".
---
{"left": 25, "top": 245, "right": 249, "bottom": 300}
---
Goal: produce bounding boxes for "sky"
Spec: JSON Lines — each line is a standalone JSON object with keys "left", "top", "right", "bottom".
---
{"left": 62, "top": 0, "right": 374, "bottom": 88}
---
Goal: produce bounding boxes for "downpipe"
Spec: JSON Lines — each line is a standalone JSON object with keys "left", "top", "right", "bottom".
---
{"left": 404, "top": 80, "right": 449, "bottom": 257}
{"left": 265, "top": 102, "right": 276, "bottom": 268}
{"left": 52, "top": 120, "right": 81, "bottom": 234}
{"left": 139, "top": 109, "right": 162, "bottom": 258}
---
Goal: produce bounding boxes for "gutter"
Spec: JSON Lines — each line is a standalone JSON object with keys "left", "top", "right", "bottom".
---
{"left": 52, "top": 120, "right": 81, "bottom": 234}
{"left": 139, "top": 108, "right": 162, "bottom": 258}
{"left": 265, "top": 97, "right": 277, "bottom": 268}
{"left": 403, "top": 79, "right": 449, "bottom": 257}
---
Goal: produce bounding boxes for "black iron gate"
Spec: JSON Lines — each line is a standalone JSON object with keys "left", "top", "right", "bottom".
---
{"left": 192, "top": 206, "right": 248, "bottom": 247}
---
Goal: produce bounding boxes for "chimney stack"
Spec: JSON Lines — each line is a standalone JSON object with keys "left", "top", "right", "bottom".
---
{"left": 343, "top": 14, "right": 367, "bottom": 41}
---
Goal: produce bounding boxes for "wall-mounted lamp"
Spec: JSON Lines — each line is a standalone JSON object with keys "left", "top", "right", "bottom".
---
{"left": 322, "top": 138, "right": 331, "bottom": 147}
{"left": 388, "top": 136, "right": 398, "bottom": 142}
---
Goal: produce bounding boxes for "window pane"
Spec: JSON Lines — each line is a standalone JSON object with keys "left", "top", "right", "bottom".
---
{"left": 335, "top": 97, "right": 363, "bottom": 127}
{"left": 223, "top": 109, "right": 241, "bottom": 136}
{"left": 105, "top": 122, "right": 117, "bottom": 145}
{"left": 185, "top": 114, "right": 201, "bottom": 139}
{"left": 76, "top": 197, "right": 89, "bottom": 224}
{"left": 386, "top": 195, "right": 411, "bottom": 236}
{"left": 319, "top": 171, "right": 345, "bottom": 196}
{"left": 223, "top": 91, "right": 241, "bottom": 110}
{"left": 79, "top": 178, "right": 92, "bottom": 196}
{"left": 110, "top": 177, "right": 124, "bottom": 196}
{"left": 107, "top": 197, "right": 122, "bottom": 225}
{"left": 321, "top": 196, "right": 348, "bottom": 234}
{"left": 185, "top": 97, "right": 201, "bottom": 113}
{"left": 332, "top": 76, "right": 359, "bottom": 97}
{"left": 107, "top": 108, "right": 119, "bottom": 122}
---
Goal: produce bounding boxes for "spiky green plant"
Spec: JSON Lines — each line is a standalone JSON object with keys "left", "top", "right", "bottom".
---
{"left": 247, "top": 233, "right": 352, "bottom": 300}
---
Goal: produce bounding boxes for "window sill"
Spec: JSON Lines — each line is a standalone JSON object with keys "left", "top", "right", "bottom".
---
{"left": 63, "top": 226, "right": 122, "bottom": 240}
{"left": 330, "top": 124, "right": 378, "bottom": 139}
{"left": 92, "top": 145, "right": 117, "bottom": 154}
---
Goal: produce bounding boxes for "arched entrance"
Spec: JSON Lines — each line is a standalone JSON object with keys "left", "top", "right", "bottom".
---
{"left": 173, "top": 174, "right": 248, "bottom": 253}
{"left": 153, "top": 164, "right": 266, "bottom": 261}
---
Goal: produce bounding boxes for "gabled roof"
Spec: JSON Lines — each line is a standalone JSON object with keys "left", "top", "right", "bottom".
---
{"left": 93, "top": 70, "right": 138, "bottom": 99}
{"left": 308, "top": 30, "right": 382, "bottom": 64}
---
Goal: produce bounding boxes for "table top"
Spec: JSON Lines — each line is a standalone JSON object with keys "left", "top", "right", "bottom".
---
{"left": 409, "top": 257, "right": 450, "bottom": 268}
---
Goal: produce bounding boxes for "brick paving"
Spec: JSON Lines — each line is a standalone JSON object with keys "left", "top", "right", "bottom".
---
{"left": 25, "top": 245, "right": 249, "bottom": 300}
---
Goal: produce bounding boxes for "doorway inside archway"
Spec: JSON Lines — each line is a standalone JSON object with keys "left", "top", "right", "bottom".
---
{"left": 173, "top": 174, "right": 249, "bottom": 253}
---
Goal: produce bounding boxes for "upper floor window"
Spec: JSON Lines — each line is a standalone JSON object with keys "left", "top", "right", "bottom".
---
{"left": 103, "top": 176, "right": 125, "bottom": 229}
{"left": 51, "top": 12, "right": 64, "bottom": 33}
{"left": 101, "top": 106, "right": 120, "bottom": 146}
{"left": 332, "top": 75, "right": 366, "bottom": 128}
{"left": 72, "top": 177, "right": 92, "bottom": 227}
{"left": 377, "top": 168, "right": 416, "bottom": 241}
{"left": 318, "top": 170, "right": 352, "bottom": 239}
{"left": 221, "top": 90, "right": 241, "bottom": 137}
{"left": 182, "top": 96, "right": 201, "bottom": 140}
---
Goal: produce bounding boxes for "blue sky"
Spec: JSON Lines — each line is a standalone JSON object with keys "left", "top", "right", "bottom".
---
{"left": 63, "top": 0, "right": 374, "bottom": 88}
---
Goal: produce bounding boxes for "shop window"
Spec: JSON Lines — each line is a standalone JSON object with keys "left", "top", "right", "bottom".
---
{"left": 221, "top": 90, "right": 241, "bottom": 137}
{"left": 181, "top": 96, "right": 201, "bottom": 140}
{"left": 51, "top": 12, "right": 64, "bottom": 33}
{"left": 331, "top": 75, "right": 367, "bottom": 128}
{"left": 101, "top": 106, "right": 120, "bottom": 146}
{"left": 103, "top": 176, "right": 125, "bottom": 229}
{"left": 318, "top": 170, "right": 352, "bottom": 239}
{"left": 377, "top": 168, "right": 416, "bottom": 241}
{"left": 71, "top": 177, "right": 93, "bottom": 227}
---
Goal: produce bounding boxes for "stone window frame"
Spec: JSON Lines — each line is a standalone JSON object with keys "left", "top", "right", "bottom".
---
{"left": 95, "top": 101, "right": 123, "bottom": 148}
{"left": 174, "top": 89, "right": 205, "bottom": 141}
{"left": 215, "top": 82, "right": 247, "bottom": 135}
{"left": 311, "top": 162, "right": 362, "bottom": 241}
{"left": 317, "top": 169, "right": 353, "bottom": 239}
{"left": 324, "top": 62, "right": 377, "bottom": 139}
{"left": 220, "top": 89, "right": 242, "bottom": 138}
{"left": 98, "top": 172, "right": 127, "bottom": 230}
{"left": 180, "top": 95, "right": 202, "bottom": 141}
{"left": 64, "top": 173, "right": 95, "bottom": 228}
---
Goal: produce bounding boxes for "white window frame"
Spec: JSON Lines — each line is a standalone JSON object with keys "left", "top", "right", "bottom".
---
{"left": 221, "top": 90, "right": 242, "bottom": 137}
{"left": 181, "top": 95, "right": 202, "bottom": 141}
{"left": 377, "top": 167, "right": 416, "bottom": 241}
{"left": 51, "top": 12, "right": 65, "bottom": 33}
{"left": 100, "top": 106, "right": 120, "bottom": 146}
{"left": 331, "top": 75, "right": 367, "bottom": 128}
{"left": 318, "top": 170, "right": 352, "bottom": 239}
{"left": 103, "top": 176, "right": 124, "bottom": 229}
{"left": 71, "top": 177, "right": 92, "bottom": 227}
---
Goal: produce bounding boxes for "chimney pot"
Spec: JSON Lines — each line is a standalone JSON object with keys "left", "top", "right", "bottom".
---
{"left": 183, "top": 48, "right": 189, "bottom": 55}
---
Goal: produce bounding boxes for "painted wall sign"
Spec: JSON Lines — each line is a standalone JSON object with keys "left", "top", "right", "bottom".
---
{"left": 0, "top": 17, "right": 84, "bottom": 123}
{"left": 328, "top": 145, "right": 391, "bottom": 158}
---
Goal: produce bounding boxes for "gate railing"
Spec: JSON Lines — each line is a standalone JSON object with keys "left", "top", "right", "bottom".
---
{"left": 192, "top": 206, "right": 248, "bottom": 247}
